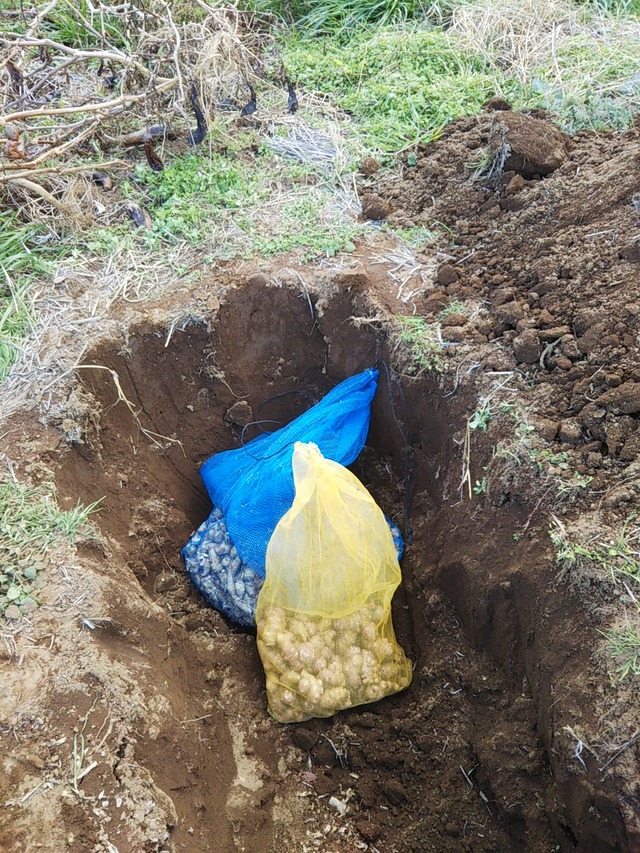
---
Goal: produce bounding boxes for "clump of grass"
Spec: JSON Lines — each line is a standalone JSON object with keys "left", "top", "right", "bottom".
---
{"left": 450, "top": 0, "right": 640, "bottom": 132}
{"left": 391, "top": 315, "right": 445, "bottom": 374}
{"left": 131, "top": 152, "right": 260, "bottom": 244}
{"left": 438, "top": 299, "right": 470, "bottom": 320}
{"left": 0, "top": 212, "right": 61, "bottom": 383}
{"left": 0, "top": 478, "right": 101, "bottom": 619}
{"left": 244, "top": 189, "right": 361, "bottom": 259}
{"left": 601, "top": 622, "right": 640, "bottom": 679}
{"left": 550, "top": 516, "right": 640, "bottom": 679}
{"left": 244, "top": 0, "right": 440, "bottom": 32}
{"left": 278, "top": 0, "right": 640, "bottom": 153}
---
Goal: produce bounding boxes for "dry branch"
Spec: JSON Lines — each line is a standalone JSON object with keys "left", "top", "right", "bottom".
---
{"left": 0, "top": 0, "right": 281, "bottom": 218}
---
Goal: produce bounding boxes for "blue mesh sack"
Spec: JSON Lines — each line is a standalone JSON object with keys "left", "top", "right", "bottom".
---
{"left": 183, "top": 507, "right": 403, "bottom": 627}
{"left": 199, "top": 369, "right": 380, "bottom": 577}
{"left": 182, "top": 506, "right": 263, "bottom": 628}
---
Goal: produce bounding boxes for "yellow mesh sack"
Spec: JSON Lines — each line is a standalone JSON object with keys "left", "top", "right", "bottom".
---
{"left": 256, "top": 442, "right": 413, "bottom": 723}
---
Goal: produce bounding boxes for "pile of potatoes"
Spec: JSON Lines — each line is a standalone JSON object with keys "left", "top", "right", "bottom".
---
{"left": 257, "top": 598, "right": 412, "bottom": 723}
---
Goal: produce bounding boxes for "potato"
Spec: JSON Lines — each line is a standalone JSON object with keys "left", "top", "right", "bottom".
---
{"left": 258, "top": 598, "right": 411, "bottom": 723}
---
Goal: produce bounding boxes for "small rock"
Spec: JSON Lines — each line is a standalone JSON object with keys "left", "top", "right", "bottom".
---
{"left": 437, "top": 263, "right": 459, "bottom": 286}
{"left": 441, "top": 313, "right": 468, "bottom": 327}
{"left": 586, "top": 452, "right": 603, "bottom": 468}
{"left": 554, "top": 355, "right": 573, "bottom": 371}
{"left": 536, "top": 418, "right": 559, "bottom": 441}
{"left": 5, "top": 604, "right": 21, "bottom": 620}
{"left": 356, "top": 820, "right": 382, "bottom": 843}
{"left": 291, "top": 728, "right": 318, "bottom": 752}
{"left": 578, "top": 403, "right": 607, "bottom": 442}
{"left": 619, "top": 432, "right": 640, "bottom": 462}
{"left": 225, "top": 400, "right": 254, "bottom": 428}
{"left": 155, "top": 575, "right": 179, "bottom": 594}
{"left": 491, "top": 287, "right": 515, "bottom": 306}
{"left": 442, "top": 326, "right": 466, "bottom": 343}
{"left": 499, "top": 196, "right": 525, "bottom": 212}
{"left": 513, "top": 329, "right": 542, "bottom": 364}
{"left": 496, "top": 300, "right": 526, "bottom": 327}
{"left": 597, "top": 382, "right": 640, "bottom": 415}
{"left": 621, "top": 243, "right": 640, "bottom": 264}
{"left": 361, "top": 193, "right": 391, "bottom": 220}
{"left": 516, "top": 318, "right": 538, "bottom": 333}
{"left": 539, "top": 326, "right": 571, "bottom": 341}
{"left": 505, "top": 175, "right": 526, "bottom": 195}
{"left": 359, "top": 157, "right": 381, "bottom": 176}
{"left": 483, "top": 97, "right": 512, "bottom": 112}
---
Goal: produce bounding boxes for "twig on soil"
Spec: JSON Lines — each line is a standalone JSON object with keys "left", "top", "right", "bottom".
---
{"left": 598, "top": 729, "right": 640, "bottom": 773}
{"left": 319, "top": 733, "right": 348, "bottom": 768}
{"left": 460, "top": 764, "right": 474, "bottom": 788}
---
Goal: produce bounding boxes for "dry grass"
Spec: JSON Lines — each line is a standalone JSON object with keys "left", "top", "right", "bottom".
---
{"left": 449, "top": 0, "right": 640, "bottom": 99}
{"left": 0, "top": 0, "right": 282, "bottom": 219}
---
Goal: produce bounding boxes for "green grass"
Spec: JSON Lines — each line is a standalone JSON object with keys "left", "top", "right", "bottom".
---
{"left": 0, "top": 479, "right": 101, "bottom": 618}
{"left": 276, "top": 0, "right": 640, "bottom": 153}
{"left": 0, "top": 213, "right": 61, "bottom": 383}
{"left": 392, "top": 315, "right": 445, "bottom": 374}
{"left": 550, "top": 516, "right": 640, "bottom": 678}
{"left": 241, "top": 189, "right": 361, "bottom": 259}
{"left": 117, "top": 144, "right": 362, "bottom": 259}
{"left": 601, "top": 623, "right": 640, "bottom": 679}
{"left": 130, "top": 152, "right": 261, "bottom": 245}
{"left": 281, "top": 25, "right": 508, "bottom": 152}
{"left": 246, "top": 0, "right": 439, "bottom": 32}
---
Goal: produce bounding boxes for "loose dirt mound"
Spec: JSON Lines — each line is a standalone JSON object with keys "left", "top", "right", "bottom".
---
{"left": 368, "top": 109, "right": 640, "bottom": 493}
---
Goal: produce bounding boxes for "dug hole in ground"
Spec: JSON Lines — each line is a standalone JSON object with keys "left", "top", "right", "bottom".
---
{"left": 2, "top": 109, "right": 640, "bottom": 853}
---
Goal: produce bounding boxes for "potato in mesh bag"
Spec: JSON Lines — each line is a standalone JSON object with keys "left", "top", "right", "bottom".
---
{"left": 256, "top": 442, "right": 412, "bottom": 723}
{"left": 182, "top": 506, "right": 263, "bottom": 627}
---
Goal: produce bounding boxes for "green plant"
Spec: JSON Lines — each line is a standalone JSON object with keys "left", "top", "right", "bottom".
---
{"left": 473, "top": 475, "right": 488, "bottom": 495}
{"left": 244, "top": 0, "right": 437, "bottom": 33}
{"left": 529, "top": 448, "right": 570, "bottom": 473}
{"left": 469, "top": 400, "right": 492, "bottom": 432}
{"left": 0, "top": 212, "right": 62, "bottom": 383}
{"left": 280, "top": 25, "right": 505, "bottom": 152}
{"left": 132, "top": 152, "right": 259, "bottom": 244}
{"left": 243, "top": 189, "right": 361, "bottom": 259}
{"left": 600, "top": 622, "right": 640, "bottom": 679}
{"left": 392, "top": 315, "right": 445, "bottom": 374}
{"left": 550, "top": 515, "right": 640, "bottom": 678}
{"left": 438, "top": 299, "right": 468, "bottom": 320}
{"left": 0, "top": 479, "right": 101, "bottom": 618}
{"left": 393, "top": 225, "right": 437, "bottom": 247}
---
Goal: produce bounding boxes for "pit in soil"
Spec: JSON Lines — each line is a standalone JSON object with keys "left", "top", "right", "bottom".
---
{"left": 50, "top": 280, "right": 628, "bottom": 853}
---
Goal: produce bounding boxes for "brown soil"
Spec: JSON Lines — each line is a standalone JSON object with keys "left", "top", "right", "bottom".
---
{"left": 2, "top": 110, "right": 640, "bottom": 853}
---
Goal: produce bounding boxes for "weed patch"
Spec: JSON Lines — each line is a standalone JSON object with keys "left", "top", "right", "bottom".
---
{"left": 0, "top": 213, "right": 62, "bottom": 383}
{"left": 391, "top": 315, "right": 445, "bottom": 374}
{"left": 131, "top": 152, "right": 260, "bottom": 245}
{"left": 0, "top": 478, "right": 100, "bottom": 618}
